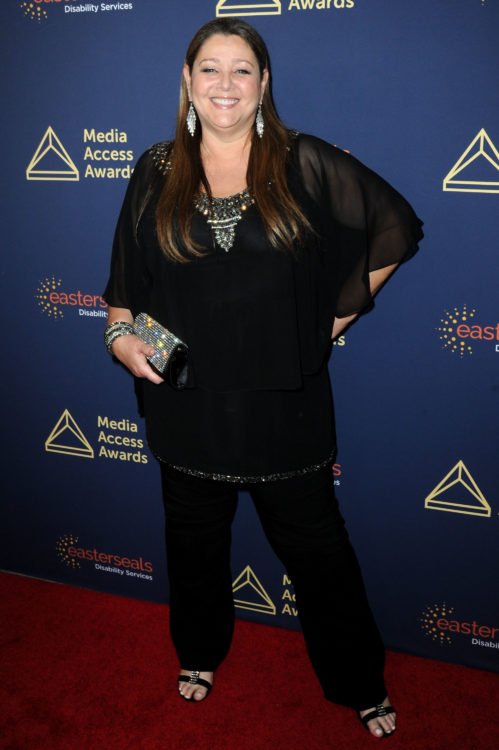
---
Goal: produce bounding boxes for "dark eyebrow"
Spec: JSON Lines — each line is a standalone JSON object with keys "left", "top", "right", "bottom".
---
{"left": 197, "top": 58, "right": 255, "bottom": 67}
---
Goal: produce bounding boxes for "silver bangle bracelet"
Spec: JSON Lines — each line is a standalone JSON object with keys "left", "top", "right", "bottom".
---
{"left": 104, "top": 321, "right": 134, "bottom": 354}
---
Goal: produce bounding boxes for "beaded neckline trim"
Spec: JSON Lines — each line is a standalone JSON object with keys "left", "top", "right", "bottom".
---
{"left": 148, "top": 132, "right": 300, "bottom": 176}
{"left": 149, "top": 141, "right": 172, "bottom": 174}
{"left": 195, "top": 189, "right": 255, "bottom": 252}
{"left": 155, "top": 450, "right": 336, "bottom": 484}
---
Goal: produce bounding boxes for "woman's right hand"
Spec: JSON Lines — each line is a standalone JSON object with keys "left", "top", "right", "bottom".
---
{"left": 111, "top": 333, "right": 164, "bottom": 385}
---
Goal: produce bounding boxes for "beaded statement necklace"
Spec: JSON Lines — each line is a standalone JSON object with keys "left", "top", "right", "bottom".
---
{"left": 195, "top": 190, "right": 254, "bottom": 253}
{"left": 149, "top": 142, "right": 255, "bottom": 252}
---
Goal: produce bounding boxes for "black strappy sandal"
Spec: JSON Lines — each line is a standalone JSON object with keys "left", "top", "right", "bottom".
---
{"left": 177, "top": 670, "right": 213, "bottom": 702}
{"left": 359, "top": 703, "right": 396, "bottom": 737}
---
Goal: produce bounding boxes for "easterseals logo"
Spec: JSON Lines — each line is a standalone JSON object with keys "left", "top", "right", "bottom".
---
{"left": 435, "top": 305, "right": 499, "bottom": 357}
{"left": 332, "top": 462, "right": 341, "bottom": 486}
{"left": 36, "top": 276, "right": 63, "bottom": 319}
{"left": 65, "top": 2, "right": 134, "bottom": 14}
{"left": 19, "top": 1, "right": 134, "bottom": 23}
{"left": 20, "top": 1, "right": 48, "bottom": 22}
{"left": 56, "top": 533, "right": 154, "bottom": 580}
{"left": 56, "top": 533, "right": 81, "bottom": 568}
{"left": 35, "top": 276, "right": 107, "bottom": 319}
{"left": 419, "top": 603, "right": 498, "bottom": 649}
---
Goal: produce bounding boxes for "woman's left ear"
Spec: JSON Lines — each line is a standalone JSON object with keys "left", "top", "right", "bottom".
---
{"left": 260, "top": 69, "right": 269, "bottom": 99}
{"left": 183, "top": 64, "right": 191, "bottom": 96}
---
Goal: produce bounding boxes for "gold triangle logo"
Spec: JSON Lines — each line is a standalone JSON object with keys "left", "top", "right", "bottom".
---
{"left": 232, "top": 565, "right": 276, "bottom": 614}
{"left": 216, "top": 0, "right": 281, "bottom": 17}
{"left": 26, "top": 127, "right": 79, "bottom": 181}
{"left": 443, "top": 129, "right": 499, "bottom": 193}
{"left": 425, "top": 460, "right": 490, "bottom": 517}
{"left": 45, "top": 409, "right": 94, "bottom": 458}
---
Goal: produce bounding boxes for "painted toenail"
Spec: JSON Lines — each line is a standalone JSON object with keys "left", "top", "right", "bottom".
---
{"left": 375, "top": 729, "right": 383, "bottom": 736}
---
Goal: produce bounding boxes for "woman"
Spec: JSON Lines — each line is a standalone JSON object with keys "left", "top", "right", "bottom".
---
{"left": 103, "top": 17, "right": 422, "bottom": 739}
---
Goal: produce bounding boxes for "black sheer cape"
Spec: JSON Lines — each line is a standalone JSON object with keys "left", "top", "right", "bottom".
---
{"left": 103, "top": 133, "right": 423, "bottom": 479}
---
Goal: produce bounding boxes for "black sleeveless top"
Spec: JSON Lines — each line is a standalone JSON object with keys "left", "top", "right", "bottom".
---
{"left": 103, "top": 133, "right": 423, "bottom": 481}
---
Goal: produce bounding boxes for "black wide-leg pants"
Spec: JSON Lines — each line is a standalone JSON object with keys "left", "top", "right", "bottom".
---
{"left": 160, "top": 463, "right": 387, "bottom": 711}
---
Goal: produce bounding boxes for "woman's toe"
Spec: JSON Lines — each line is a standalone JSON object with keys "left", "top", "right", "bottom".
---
{"left": 178, "top": 670, "right": 213, "bottom": 702}
{"left": 359, "top": 698, "right": 396, "bottom": 738}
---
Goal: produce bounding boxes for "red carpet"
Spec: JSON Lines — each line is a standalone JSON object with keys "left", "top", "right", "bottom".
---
{"left": 1, "top": 572, "right": 498, "bottom": 750}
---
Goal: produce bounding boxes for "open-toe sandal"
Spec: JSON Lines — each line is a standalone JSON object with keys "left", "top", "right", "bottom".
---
{"left": 359, "top": 704, "right": 396, "bottom": 738}
{"left": 177, "top": 670, "right": 212, "bottom": 702}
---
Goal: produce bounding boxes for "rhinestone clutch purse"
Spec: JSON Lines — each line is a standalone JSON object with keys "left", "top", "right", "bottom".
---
{"left": 133, "top": 313, "right": 189, "bottom": 389}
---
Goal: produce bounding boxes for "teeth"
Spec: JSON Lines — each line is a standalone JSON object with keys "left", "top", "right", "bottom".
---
{"left": 211, "top": 98, "right": 238, "bottom": 105}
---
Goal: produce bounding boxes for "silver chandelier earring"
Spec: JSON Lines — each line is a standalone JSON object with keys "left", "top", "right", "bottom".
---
{"left": 255, "top": 103, "right": 264, "bottom": 138}
{"left": 186, "top": 102, "right": 196, "bottom": 137}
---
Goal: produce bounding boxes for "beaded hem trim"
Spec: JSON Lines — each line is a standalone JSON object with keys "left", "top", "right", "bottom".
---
{"left": 155, "top": 450, "right": 336, "bottom": 484}
{"left": 195, "top": 190, "right": 255, "bottom": 252}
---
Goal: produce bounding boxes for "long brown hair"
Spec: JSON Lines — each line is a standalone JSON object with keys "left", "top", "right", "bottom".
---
{"left": 156, "top": 18, "right": 311, "bottom": 261}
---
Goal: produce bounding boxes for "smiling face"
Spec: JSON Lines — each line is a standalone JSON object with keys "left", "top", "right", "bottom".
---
{"left": 183, "top": 34, "right": 268, "bottom": 141}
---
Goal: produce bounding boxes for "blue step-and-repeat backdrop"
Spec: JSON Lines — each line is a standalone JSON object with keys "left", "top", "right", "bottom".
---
{"left": 1, "top": 0, "right": 497, "bottom": 673}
